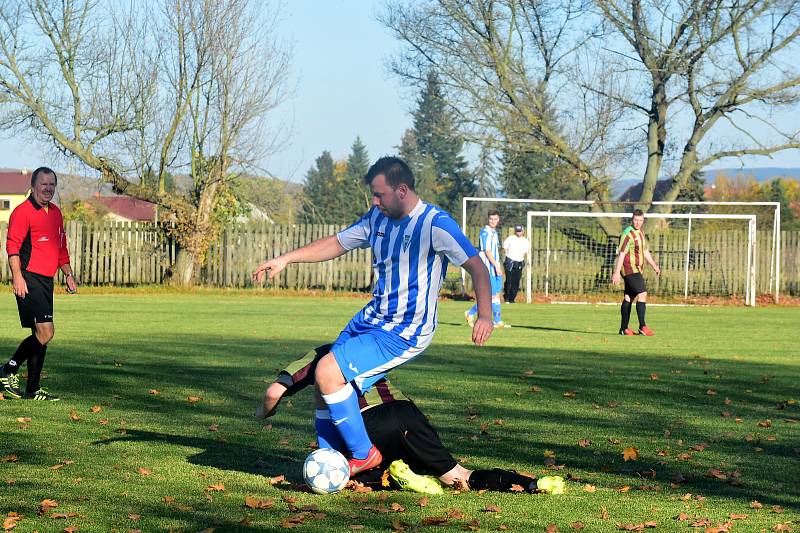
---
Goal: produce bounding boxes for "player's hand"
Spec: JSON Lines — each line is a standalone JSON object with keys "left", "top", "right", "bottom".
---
{"left": 12, "top": 274, "right": 27, "bottom": 298}
{"left": 252, "top": 257, "right": 288, "bottom": 284}
{"left": 654, "top": 266, "right": 661, "bottom": 276}
{"left": 255, "top": 382, "right": 287, "bottom": 418}
{"left": 472, "top": 317, "right": 494, "bottom": 346}
{"left": 65, "top": 274, "right": 78, "bottom": 294}
{"left": 611, "top": 272, "right": 621, "bottom": 285}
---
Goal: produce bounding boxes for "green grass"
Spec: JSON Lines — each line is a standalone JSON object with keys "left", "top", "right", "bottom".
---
{"left": 1, "top": 292, "right": 798, "bottom": 532}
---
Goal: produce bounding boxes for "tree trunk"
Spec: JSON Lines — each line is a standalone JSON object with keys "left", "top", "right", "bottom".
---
{"left": 166, "top": 180, "right": 221, "bottom": 287}
{"left": 172, "top": 248, "right": 197, "bottom": 287}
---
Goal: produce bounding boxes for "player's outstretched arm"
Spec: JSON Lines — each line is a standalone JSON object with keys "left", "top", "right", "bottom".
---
{"left": 255, "top": 382, "right": 288, "bottom": 418}
{"left": 611, "top": 252, "right": 625, "bottom": 285}
{"left": 253, "top": 235, "right": 347, "bottom": 283}
{"left": 462, "top": 255, "right": 493, "bottom": 345}
{"left": 644, "top": 250, "right": 660, "bottom": 276}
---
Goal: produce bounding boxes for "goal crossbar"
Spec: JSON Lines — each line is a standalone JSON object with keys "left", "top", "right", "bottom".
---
{"left": 462, "top": 196, "right": 780, "bottom": 301}
{"left": 525, "top": 210, "right": 757, "bottom": 306}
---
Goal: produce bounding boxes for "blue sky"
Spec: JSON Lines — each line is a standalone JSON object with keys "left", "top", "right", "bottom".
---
{"left": 0, "top": 0, "right": 797, "bottom": 183}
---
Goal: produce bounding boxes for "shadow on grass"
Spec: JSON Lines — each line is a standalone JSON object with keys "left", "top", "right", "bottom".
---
{"left": 438, "top": 320, "right": 608, "bottom": 334}
{"left": 8, "top": 333, "right": 799, "bottom": 509}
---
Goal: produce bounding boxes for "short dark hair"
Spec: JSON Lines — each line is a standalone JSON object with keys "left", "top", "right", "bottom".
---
{"left": 488, "top": 209, "right": 500, "bottom": 218}
{"left": 31, "top": 166, "right": 58, "bottom": 187}
{"left": 364, "top": 156, "right": 415, "bottom": 190}
{"left": 632, "top": 209, "right": 644, "bottom": 218}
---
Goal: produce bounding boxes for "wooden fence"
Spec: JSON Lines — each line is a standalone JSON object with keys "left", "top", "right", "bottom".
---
{"left": 0, "top": 221, "right": 797, "bottom": 297}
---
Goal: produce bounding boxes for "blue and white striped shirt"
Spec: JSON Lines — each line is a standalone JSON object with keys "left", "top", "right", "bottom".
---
{"left": 337, "top": 201, "right": 478, "bottom": 344}
{"left": 478, "top": 225, "right": 500, "bottom": 276}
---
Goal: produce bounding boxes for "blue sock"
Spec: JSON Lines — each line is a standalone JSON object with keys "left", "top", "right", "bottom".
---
{"left": 322, "top": 384, "right": 373, "bottom": 459}
{"left": 315, "top": 409, "right": 346, "bottom": 452}
{"left": 467, "top": 303, "right": 478, "bottom": 317}
{"left": 492, "top": 298, "right": 502, "bottom": 323}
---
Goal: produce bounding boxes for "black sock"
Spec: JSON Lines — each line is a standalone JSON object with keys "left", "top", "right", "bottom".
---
{"left": 24, "top": 339, "right": 47, "bottom": 394}
{"left": 636, "top": 302, "right": 646, "bottom": 328}
{"left": 3, "top": 335, "right": 40, "bottom": 374}
{"left": 468, "top": 469, "right": 537, "bottom": 493}
{"left": 620, "top": 300, "right": 632, "bottom": 331}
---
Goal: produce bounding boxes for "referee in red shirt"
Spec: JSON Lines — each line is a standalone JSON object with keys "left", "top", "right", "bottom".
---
{"left": 0, "top": 167, "right": 77, "bottom": 401}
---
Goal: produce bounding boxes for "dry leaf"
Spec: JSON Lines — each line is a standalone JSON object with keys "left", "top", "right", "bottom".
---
{"left": 422, "top": 517, "right": 448, "bottom": 525}
{"left": 418, "top": 496, "right": 429, "bottom": 507}
{"left": 750, "top": 500, "right": 763, "bottom": 509}
{"left": 729, "top": 513, "right": 748, "bottom": 520}
{"left": 571, "top": 522, "right": 585, "bottom": 530}
{"left": 69, "top": 411, "right": 81, "bottom": 421}
{"left": 206, "top": 484, "right": 224, "bottom": 492}
{"left": 136, "top": 467, "right": 152, "bottom": 476}
{"left": 600, "top": 507, "right": 610, "bottom": 520}
{"left": 15, "top": 417, "right": 31, "bottom": 423}
{"left": 391, "top": 502, "right": 405, "bottom": 513}
{"left": 578, "top": 439, "right": 592, "bottom": 447}
{"left": 127, "top": 514, "right": 140, "bottom": 521}
{"left": 618, "top": 486, "right": 631, "bottom": 493}
{"left": 64, "top": 527, "right": 79, "bottom": 533}
{"left": 89, "top": 406, "right": 102, "bottom": 413}
{"left": 546, "top": 525, "right": 559, "bottom": 533}
{"left": 268, "top": 475, "right": 285, "bottom": 485}
{"left": 483, "top": 504, "right": 501, "bottom": 513}
{"left": 1, "top": 455, "right": 18, "bottom": 463}
{"left": 187, "top": 396, "right": 201, "bottom": 403}
{"left": 622, "top": 446, "right": 639, "bottom": 461}
{"left": 772, "top": 524, "right": 793, "bottom": 532}
{"left": 148, "top": 389, "right": 159, "bottom": 395}
{"left": 584, "top": 484, "right": 596, "bottom": 493}
{"left": 244, "top": 496, "right": 274, "bottom": 509}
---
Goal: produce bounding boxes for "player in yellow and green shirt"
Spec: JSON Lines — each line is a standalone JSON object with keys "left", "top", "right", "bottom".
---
{"left": 611, "top": 209, "right": 661, "bottom": 336}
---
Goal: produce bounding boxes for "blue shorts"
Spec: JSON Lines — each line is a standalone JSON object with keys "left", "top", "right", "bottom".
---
{"left": 491, "top": 274, "right": 503, "bottom": 296}
{"left": 332, "top": 317, "right": 427, "bottom": 393}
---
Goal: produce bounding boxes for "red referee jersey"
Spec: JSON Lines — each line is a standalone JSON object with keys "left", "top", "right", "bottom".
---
{"left": 6, "top": 196, "right": 70, "bottom": 278}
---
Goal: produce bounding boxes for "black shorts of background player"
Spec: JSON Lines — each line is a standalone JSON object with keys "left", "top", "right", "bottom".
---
{"left": 257, "top": 344, "right": 538, "bottom": 493}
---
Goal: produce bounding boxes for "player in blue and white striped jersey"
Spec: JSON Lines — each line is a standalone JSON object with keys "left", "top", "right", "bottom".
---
{"left": 466, "top": 210, "right": 506, "bottom": 328}
{"left": 253, "top": 156, "right": 494, "bottom": 476}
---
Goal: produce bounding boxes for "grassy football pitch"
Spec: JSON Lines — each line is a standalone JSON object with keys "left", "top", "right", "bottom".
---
{"left": 1, "top": 291, "right": 798, "bottom": 532}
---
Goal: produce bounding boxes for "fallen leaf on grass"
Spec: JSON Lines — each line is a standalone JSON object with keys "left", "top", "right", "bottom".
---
{"left": 772, "top": 506, "right": 785, "bottom": 513}
{"left": 3, "top": 514, "right": 22, "bottom": 530}
{"left": 64, "top": 527, "right": 79, "bottom": 533}
{"left": 422, "top": 516, "right": 448, "bottom": 525}
{"left": 571, "top": 522, "right": 585, "bottom": 529}
{"left": 206, "top": 484, "right": 224, "bottom": 492}
{"left": 750, "top": 500, "right": 763, "bottom": 509}
{"left": 546, "top": 525, "right": 559, "bottom": 533}
{"left": 623, "top": 447, "right": 639, "bottom": 461}
{"left": 148, "top": 389, "right": 159, "bottom": 395}
{"left": 136, "top": 467, "right": 152, "bottom": 476}
{"left": 268, "top": 475, "right": 285, "bottom": 485}
{"left": 1, "top": 455, "right": 18, "bottom": 463}
{"left": 772, "top": 524, "right": 793, "bottom": 532}
{"left": 483, "top": 504, "right": 501, "bottom": 513}
{"left": 69, "top": 411, "right": 81, "bottom": 421}
{"left": 187, "top": 396, "right": 201, "bottom": 403}
{"left": 729, "top": 513, "right": 748, "bottom": 520}
{"left": 578, "top": 439, "right": 592, "bottom": 447}
{"left": 89, "top": 406, "right": 102, "bottom": 413}
{"left": 127, "top": 514, "right": 140, "bottom": 521}
{"left": 39, "top": 499, "right": 59, "bottom": 515}
{"left": 50, "top": 512, "right": 79, "bottom": 519}
{"left": 15, "top": 417, "right": 31, "bottom": 423}
{"left": 584, "top": 484, "right": 596, "bottom": 493}
{"left": 616, "top": 521, "right": 656, "bottom": 530}
{"left": 244, "top": 496, "right": 274, "bottom": 509}
{"left": 758, "top": 419, "right": 772, "bottom": 428}
{"left": 418, "top": 496, "right": 429, "bottom": 507}
{"left": 706, "top": 469, "right": 727, "bottom": 480}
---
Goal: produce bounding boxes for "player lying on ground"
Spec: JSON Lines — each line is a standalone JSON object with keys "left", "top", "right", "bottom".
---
{"left": 256, "top": 344, "right": 563, "bottom": 494}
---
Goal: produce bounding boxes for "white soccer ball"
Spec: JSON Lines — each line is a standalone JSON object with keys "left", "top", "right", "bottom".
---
{"left": 303, "top": 448, "right": 350, "bottom": 494}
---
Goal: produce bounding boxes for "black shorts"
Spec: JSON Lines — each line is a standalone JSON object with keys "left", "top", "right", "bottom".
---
{"left": 622, "top": 272, "right": 646, "bottom": 298}
{"left": 15, "top": 271, "right": 54, "bottom": 328}
{"left": 362, "top": 400, "right": 457, "bottom": 477}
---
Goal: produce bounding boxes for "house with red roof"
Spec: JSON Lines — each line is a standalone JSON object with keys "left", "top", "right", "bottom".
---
{"left": 0, "top": 170, "right": 32, "bottom": 223}
{"left": 91, "top": 195, "right": 157, "bottom": 222}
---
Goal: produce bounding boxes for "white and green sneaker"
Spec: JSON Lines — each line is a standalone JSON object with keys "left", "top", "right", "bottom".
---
{"left": 24, "top": 388, "right": 60, "bottom": 401}
{"left": 388, "top": 460, "right": 444, "bottom": 495}
{"left": 0, "top": 368, "right": 22, "bottom": 399}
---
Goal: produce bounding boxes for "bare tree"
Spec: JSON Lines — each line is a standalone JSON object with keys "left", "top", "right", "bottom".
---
{"left": 381, "top": 0, "right": 800, "bottom": 230}
{"left": 0, "top": 0, "right": 291, "bottom": 285}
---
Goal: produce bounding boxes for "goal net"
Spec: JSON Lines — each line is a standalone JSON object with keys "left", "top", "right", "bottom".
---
{"left": 524, "top": 211, "right": 757, "bottom": 306}
{"left": 462, "top": 197, "right": 780, "bottom": 302}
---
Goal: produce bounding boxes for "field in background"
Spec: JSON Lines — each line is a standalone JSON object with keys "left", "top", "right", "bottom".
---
{"left": 1, "top": 292, "right": 798, "bottom": 532}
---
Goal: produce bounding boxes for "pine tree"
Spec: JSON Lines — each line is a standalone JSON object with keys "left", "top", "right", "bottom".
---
{"left": 300, "top": 151, "right": 336, "bottom": 223}
{"left": 345, "top": 137, "right": 371, "bottom": 217}
{"left": 408, "top": 71, "right": 475, "bottom": 215}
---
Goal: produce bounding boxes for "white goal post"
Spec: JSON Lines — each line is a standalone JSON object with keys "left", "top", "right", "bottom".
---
{"left": 461, "top": 197, "right": 781, "bottom": 302}
{"left": 525, "top": 210, "right": 758, "bottom": 307}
